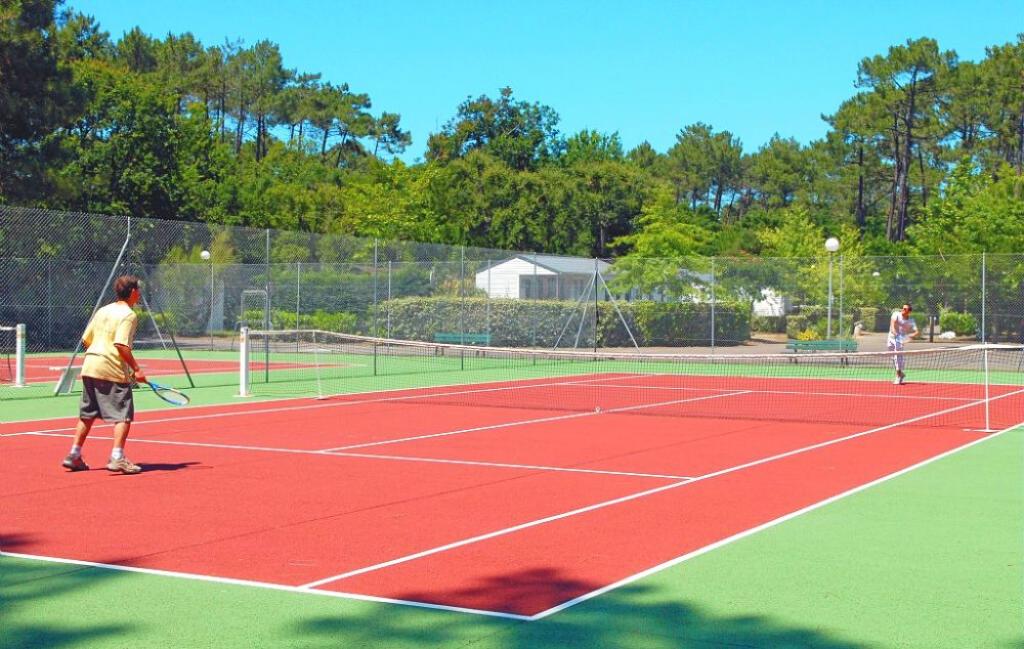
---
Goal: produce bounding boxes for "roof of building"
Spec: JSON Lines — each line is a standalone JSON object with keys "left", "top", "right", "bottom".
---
{"left": 476, "top": 254, "right": 612, "bottom": 275}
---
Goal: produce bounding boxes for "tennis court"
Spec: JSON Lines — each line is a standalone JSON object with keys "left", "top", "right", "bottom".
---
{"left": 2, "top": 337, "right": 1022, "bottom": 641}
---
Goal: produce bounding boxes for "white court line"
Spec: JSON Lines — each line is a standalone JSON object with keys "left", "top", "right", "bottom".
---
{"left": 0, "top": 551, "right": 531, "bottom": 621}
{"left": 0, "top": 373, "right": 641, "bottom": 431}
{"left": 320, "top": 390, "right": 752, "bottom": 452}
{"left": 590, "top": 383, "right": 989, "bottom": 402}
{"left": 298, "top": 388, "right": 1024, "bottom": 591}
{"left": 529, "top": 418, "right": 1024, "bottom": 620}
{"left": 13, "top": 432, "right": 691, "bottom": 481}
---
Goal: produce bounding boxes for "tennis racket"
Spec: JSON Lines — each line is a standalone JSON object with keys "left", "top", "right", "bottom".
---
{"left": 144, "top": 380, "right": 190, "bottom": 406}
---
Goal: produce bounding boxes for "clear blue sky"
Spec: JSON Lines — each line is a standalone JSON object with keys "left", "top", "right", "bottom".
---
{"left": 71, "top": 0, "right": 1023, "bottom": 162}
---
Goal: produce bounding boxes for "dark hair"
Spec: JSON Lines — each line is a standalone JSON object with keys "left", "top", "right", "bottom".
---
{"left": 114, "top": 275, "right": 140, "bottom": 300}
{"left": 902, "top": 303, "right": 912, "bottom": 312}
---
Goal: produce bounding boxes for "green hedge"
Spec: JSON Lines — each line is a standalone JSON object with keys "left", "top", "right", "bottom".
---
{"left": 242, "top": 308, "right": 359, "bottom": 332}
{"left": 751, "top": 315, "right": 787, "bottom": 334}
{"left": 939, "top": 309, "right": 978, "bottom": 336}
{"left": 381, "top": 297, "right": 750, "bottom": 347}
{"left": 785, "top": 306, "right": 855, "bottom": 340}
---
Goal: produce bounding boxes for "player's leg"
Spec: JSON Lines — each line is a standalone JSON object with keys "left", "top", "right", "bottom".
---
{"left": 63, "top": 378, "right": 99, "bottom": 471}
{"left": 105, "top": 382, "right": 140, "bottom": 474}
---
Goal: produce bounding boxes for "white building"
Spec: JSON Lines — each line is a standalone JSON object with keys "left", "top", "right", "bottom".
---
{"left": 475, "top": 255, "right": 612, "bottom": 300}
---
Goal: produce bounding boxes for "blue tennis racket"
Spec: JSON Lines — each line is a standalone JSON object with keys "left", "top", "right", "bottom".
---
{"left": 145, "top": 380, "right": 190, "bottom": 406}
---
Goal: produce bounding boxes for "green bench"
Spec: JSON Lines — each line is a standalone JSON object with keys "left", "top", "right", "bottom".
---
{"left": 433, "top": 332, "right": 491, "bottom": 345}
{"left": 785, "top": 338, "right": 858, "bottom": 364}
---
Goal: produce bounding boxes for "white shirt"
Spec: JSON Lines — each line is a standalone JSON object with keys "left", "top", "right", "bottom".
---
{"left": 888, "top": 311, "right": 917, "bottom": 345}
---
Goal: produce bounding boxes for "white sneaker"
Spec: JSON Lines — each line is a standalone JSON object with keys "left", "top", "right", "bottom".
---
{"left": 893, "top": 378, "right": 901, "bottom": 385}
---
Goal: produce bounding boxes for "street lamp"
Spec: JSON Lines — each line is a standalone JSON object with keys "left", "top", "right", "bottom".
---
{"left": 825, "top": 237, "right": 840, "bottom": 338}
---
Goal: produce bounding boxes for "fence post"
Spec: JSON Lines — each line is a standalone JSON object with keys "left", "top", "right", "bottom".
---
{"left": 710, "top": 257, "right": 716, "bottom": 352}
{"left": 839, "top": 254, "right": 845, "bottom": 338}
{"left": 373, "top": 240, "right": 379, "bottom": 337}
{"left": 460, "top": 246, "right": 466, "bottom": 345}
{"left": 981, "top": 252, "right": 987, "bottom": 343}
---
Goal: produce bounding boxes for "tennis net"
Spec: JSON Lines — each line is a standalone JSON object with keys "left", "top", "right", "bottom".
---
{"left": 240, "top": 328, "right": 1024, "bottom": 432}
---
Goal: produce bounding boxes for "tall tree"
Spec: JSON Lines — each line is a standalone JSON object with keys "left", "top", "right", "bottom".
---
{"left": 0, "top": 0, "right": 74, "bottom": 200}
{"left": 982, "top": 36, "right": 1024, "bottom": 174}
{"left": 856, "top": 38, "right": 955, "bottom": 241}
{"left": 426, "top": 87, "right": 561, "bottom": 171}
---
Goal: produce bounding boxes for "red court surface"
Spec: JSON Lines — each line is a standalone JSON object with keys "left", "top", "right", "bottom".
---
{"left": 2, "top": 375, "right": 1020, "bottom": 618}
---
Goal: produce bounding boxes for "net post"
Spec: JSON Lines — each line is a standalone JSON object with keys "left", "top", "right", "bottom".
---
{"left": 238, "top": 326, "right": 251, "bottom": 397}
{"left": 983, "top": 345, "right": 991, "bottom": 432}
{"left": 14, "top": 324, "right": 26, "bottom": 387}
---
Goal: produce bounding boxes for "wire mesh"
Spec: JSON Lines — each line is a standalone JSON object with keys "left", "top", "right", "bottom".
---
{"left": 2, "top": 205, "right": 1022, "bottom": 402}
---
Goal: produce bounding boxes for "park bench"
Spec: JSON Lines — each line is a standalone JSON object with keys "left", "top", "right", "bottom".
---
{"left": 433, "top": 332, "right": 492, "bottom": 355}
{"left": 785, "top": 338, "right": 858, "bottom": 364}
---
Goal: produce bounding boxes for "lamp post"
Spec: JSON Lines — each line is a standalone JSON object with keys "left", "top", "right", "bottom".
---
{"left": 825, "top": 237, "right": 840, "bottom": 339}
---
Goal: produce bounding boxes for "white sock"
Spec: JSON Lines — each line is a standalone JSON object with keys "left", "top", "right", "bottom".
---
{"left": 110, "top": 447, "right": 124, "bottom": 461}
{"left": 69, "top": 445, "right": 82, "bottom": 458}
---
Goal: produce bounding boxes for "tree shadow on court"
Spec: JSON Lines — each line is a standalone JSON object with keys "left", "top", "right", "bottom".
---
{"left": 288, "top": 567, "right": 871, "bottom": 649}
{"left": 1, "top": 536, "right": 135, "bottom": 648}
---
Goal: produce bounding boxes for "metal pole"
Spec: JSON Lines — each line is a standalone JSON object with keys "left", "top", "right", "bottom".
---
{"left": 981, "top": 252, "right": 986, "bottom": 343}
{"left": 593, "top": 257, "right": 599, "bottom": 353}
{"left": 373, "top": 240, "right": 379, "bottom": 337}
{"left": 486, "top": 260, "right": 491, "bottom": 342}
{"left": 460, "top": 246, "right": 466, "bottom": 344}
{"left": 296, "top": 261, "right": 301, "bottom": 330}
{"left": 839, "top": 255, "right": 844, "bottom": 338}
{"left": 47, "top": 257, "right": 53, "bottom": 349}
{"left": 264, "top": 229, "right": 270, "bottom": 383}
{"left": 238, "top": 326, "right": 250, "bottom": 397}
{"left": 710, "top": 257, "right": 716, "bottom": 352}
{"left": 387, "top": 261, "right": 392, "bottom": 339}
{"left": 827, "top": 253, "right": 834, "bottom": 339}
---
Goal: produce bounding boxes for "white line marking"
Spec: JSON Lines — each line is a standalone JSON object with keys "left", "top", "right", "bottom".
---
{"left": 0, "top": 551, "right": 531, "bottom": 621}
{"left": 591, "top": 383, "right": 988, "bottom": 402}
{"left": 529, "top": 419, "right": 1024, "bottom": 620}
{"left": 298, "top": 388, "right": 1024, "bottom": 590}
{"left": 12, "top": 432, "right": 691, "bottom": 481}
{"left": 0, "top": 373, "right": 638, "bottom": 431}
{"left": 298, "top": 478, "right": 697, "bottom": 589}
{"left": 320, "top": 390, "right": 752, "bottom": 452}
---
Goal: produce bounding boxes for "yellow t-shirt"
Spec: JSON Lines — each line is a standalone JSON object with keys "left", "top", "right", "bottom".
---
{"left": 81, "top": 302, "right": 139, "bottom": 383}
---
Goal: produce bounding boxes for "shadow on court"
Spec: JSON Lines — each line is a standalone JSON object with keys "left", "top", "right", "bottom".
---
{"left": 0, "top": 536, "right": 133, "bottom": 649}
{"left": 289, "top": 567, "right": 869, "bottom": 649}
{"left": 135, "top": 461, "right": 203, "bottom": 473}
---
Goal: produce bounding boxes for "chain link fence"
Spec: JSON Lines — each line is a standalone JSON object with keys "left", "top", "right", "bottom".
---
{"left": 2, "top": 205, "right": 1022, "bottom": 400}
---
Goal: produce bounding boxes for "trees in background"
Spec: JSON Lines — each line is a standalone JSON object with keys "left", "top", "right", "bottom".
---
{"left": 1, "top": 3, "right": 1023, "bottom": 261}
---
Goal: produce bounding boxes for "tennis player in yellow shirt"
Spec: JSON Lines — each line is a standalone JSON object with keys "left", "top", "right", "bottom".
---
{"left": 62, "top": 275, "right": 147, "bottom": 474}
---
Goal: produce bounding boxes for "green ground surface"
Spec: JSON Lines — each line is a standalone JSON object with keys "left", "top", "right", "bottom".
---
{"left": 2, "top": 349, "right": 1022, "bottom": 647}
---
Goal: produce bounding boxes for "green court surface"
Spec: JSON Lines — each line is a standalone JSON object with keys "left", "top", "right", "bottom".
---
{"left": 2, "top": 348, "right": 1022, "bottom": 648}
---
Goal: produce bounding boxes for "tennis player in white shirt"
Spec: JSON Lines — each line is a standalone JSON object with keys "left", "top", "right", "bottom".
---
{"left": 888, "top": 303, "right": 919, "bottom": 385}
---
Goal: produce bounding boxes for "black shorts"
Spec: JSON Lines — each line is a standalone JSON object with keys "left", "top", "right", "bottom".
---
{"left": 79, "top": 376, "right": 134, "bottom": 422}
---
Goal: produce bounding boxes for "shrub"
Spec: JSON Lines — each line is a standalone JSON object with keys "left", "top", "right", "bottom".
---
{"left": 751, "top": 315, "right": 787, "bottom": 334}
{"left": 380, "top": 297, "right": 751, "bottom": 347}
{"left": 939, "top": 309, "right": 978, "bottom": 337}
{"left": 853, "top": 307, "right": 880, "bottom": 332}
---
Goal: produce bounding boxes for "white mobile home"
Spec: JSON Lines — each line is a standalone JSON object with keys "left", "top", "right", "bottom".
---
{"left": 475, "top": 255, "right": 612, "bottom": 300}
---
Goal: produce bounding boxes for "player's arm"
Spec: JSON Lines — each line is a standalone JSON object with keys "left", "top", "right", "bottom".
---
{"left": 889, "top": 312, "right": 899, "bottom": 336}
{"left": 114, "top": 313, "right": 145, "bottom": 384}
{"left": 81, "top": 319, "right": 95, "bottom": 349}
{"left": 116, "top": 344, "right": 146, "bottom": 384}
